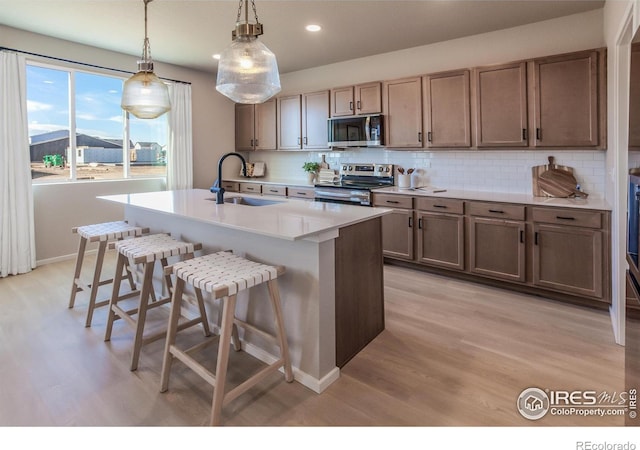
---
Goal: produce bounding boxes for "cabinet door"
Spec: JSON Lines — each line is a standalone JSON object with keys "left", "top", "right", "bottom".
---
{"left": 277, "top": 95, "right": 302, "bottom": 150}
{"left": 381, "top": 209, "right": 414, "bottom": 260}
{"left": 235, "top": 103, "right": 255, "bottom": 151}
{"left": 303, "top": 90, "right": 330, "bottom": 149}
{"left": 331, "top": 86, "right": 355, "bottom": 117}
{"left": 383, "top": 77, "right": 423, "bottom": 148}
{"left": 533, "top": 50, "right": 599, "bottom": 147}
{"left": 533, "top": 223, "right": 603, "bottom": 299}
{"left": 416, "top": 212, "right": 464, "bottom": 270}
{"left": 475, "top": 62, "right": 528, "bottom": 147}
{"left": 424, "top": 70, "right": 471, "bottom": 148}
{"left": 255, "top": 98, "right": 277, "bottom": 150}
{"left": 355, "top": 82, "right": 382, "bottom": 115}
{"left": 468, "top": 216, "right": 526, "bottom": 282}
{"left": 630, "top": 44, "right": 640, "bottom": 150}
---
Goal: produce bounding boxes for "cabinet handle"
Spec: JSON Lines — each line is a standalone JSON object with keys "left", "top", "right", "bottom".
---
{"left": 303, "top": 137, "right": 307, "bottom": 145}
{"left": 269, "top": 189, "right": 278, "bottom": 193}
{"left": 534, "top": 231, "right": 539, "bottom": 245}
{"left": 357, "top": 100, "right": 361, "bottom": 110}
{"left": 296, "top": 192, "right": 307, "bottom": 196}
{"left": 556, "top": 216, "right": 576, "bottom": 221}
{"left": 520, "top": 230, "right": 524, "bottom": 243}
{"left": 418, "top": 132, "right": 422, "bottom": 143}
{"left": 427, "top": 131, "right": 433, "bottom": 142}
{"left": 386, "top": 200, "right": 400, "bottom": 204}
{"left": 418, "top": 218, "right": 423, "bottom": 229}
{"left": 488, "top": 209, "right": 504, "bottom": 214}
{"left": 255, "top": 139, "right": 259, "bottom": 147}
{"left": 522, "top": 129, "right": 527, "bottom": 141}
{"left": 349, "top": 101, "right": 353, "bottom": 111}
{"left": 250, "top": 139, "right": 254, "bottom": 147}
{"left": 408, "top": 216, "right": 413, "bottom": 228}
{"left": 433, "top": 204, "right": 447, "bottom": 209}
{"left": 298, "top": 137, "right": 302, "bottom": 145}
{"left": 536, "top": 128, "right": 541, "bottom": 140}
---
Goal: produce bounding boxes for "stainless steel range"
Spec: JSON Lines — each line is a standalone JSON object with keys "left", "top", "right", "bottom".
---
{"left": 314, "top": 163, "right": 394, "bottom": 206}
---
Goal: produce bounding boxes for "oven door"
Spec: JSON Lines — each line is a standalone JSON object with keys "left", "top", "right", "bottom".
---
{"left": 314, "top": 186, "right": 371, "bottom": 206}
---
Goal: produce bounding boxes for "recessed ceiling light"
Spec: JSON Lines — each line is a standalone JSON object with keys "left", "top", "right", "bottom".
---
{"left": 212, "top": 54, "right": 221, "bottom": 60}
{"left": 305, "top": 24, "right": 322, "bottom": 32}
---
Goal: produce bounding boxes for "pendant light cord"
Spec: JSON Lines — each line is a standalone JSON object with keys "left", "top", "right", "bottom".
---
{"left": 235, "top": 0, "right": 259, "bottom": 24}
{"left": 142, "top": 0, "right": 152, "bottom": 63}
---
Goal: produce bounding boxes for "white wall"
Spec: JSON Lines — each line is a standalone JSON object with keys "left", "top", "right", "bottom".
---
{"left": 248, "top": 9, "right": 607, "bottom": 198}
{"left": 1, "top": 25, "right": 235, "bottom": 262}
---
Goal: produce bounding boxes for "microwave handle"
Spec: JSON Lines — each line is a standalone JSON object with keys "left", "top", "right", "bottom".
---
{"left": 365, "top": 115, "right": 371, "bottom": 141}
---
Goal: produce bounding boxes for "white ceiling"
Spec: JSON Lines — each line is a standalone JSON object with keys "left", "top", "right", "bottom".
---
{"left": 0, "top": 0, "right": 605, "bottom": 75}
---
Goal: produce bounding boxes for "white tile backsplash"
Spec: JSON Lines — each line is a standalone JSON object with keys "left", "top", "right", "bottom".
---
{"left": 247, "top": 148, "right": 606, "bottom": 198}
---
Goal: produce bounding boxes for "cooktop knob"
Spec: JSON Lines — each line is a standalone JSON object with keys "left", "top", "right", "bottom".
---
{"left": 342, "top": 165, "right": 347, "bottom": 171}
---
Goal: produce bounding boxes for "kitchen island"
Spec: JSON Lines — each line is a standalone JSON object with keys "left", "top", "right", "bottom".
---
{"left": 99, "top": 189, "right": 390, "bottom": 393}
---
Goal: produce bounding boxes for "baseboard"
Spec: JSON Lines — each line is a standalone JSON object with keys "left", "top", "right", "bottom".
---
{"left": 37, "top": 251, "right": 90, "bottom": 266}
{"left": 242, "top": 340, "right": 340, "bottom": 394}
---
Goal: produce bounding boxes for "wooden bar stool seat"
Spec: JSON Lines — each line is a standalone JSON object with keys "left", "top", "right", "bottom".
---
{"left": 160, "top": 251, "right": 293, "bottom": 426}
{"left": 104, "top": 233, "right": 210, "bottom": 371}
{"left": 69, "top": 221, "right": 149, "bottom": 327}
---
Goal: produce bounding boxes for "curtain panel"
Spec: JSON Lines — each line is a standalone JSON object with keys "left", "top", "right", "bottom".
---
{"left": 167, "top": 83, "right": 193, "bottom": 190}
{"left": 0, "top": 51, "right": 36, "bottom": 277}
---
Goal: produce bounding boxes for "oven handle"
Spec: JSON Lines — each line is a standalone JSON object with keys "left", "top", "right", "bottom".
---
{"left": 315, "top": 189, "right": 367, "bottom": 199}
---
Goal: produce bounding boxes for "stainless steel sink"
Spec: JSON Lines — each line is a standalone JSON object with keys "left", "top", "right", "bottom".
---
{"left": 212, "top": 196, "right": 283, "bottom": 206}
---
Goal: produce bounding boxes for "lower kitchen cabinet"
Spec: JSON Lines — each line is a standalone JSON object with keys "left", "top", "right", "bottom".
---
{"left": 532, "top": 207, "right": 605, "bottom": 299}
{"left": 468, "top": 216, "right": 526, "bottom": 282}
{"left": 373, "top": 192, "right": 611, "bottom": 307}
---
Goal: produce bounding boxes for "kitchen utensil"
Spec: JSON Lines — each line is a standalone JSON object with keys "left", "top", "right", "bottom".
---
{"left": 538, "top": 167, "right": 588, "bottom": 198}
{"left": 407, "top": 168, "right": 415, "bottom": 174}
{"left": 398, "top": 167, "right": 405, "bottom": 174}
{"left": 320, "top": 154, "right": 329, "bottom": 170}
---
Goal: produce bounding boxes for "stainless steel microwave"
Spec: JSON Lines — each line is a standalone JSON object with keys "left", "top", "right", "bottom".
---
{"left": 327, "top": 114, "right": 384, "bottom": 148}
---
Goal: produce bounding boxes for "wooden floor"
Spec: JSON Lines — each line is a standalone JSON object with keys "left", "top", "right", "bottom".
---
{"left": 0, "top": 254, "right": 624, "bottom": 427}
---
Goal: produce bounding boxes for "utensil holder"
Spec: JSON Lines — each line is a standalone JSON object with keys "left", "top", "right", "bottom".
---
{"left": 398, "top": 174, "right": 411, "bottom": 189}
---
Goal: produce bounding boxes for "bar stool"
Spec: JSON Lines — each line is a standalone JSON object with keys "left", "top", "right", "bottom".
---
{"left": 104, "top": 233, "right": 210, "bottom": 371}
{"left": 160, "top": 251, "right": 293, "bottom": 426}
{"left": 69, "top": 221, "right": 149, "bottom": 327}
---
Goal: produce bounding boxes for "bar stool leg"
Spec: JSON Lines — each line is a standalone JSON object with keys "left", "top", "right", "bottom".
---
{"left": 194, "top": 288, "right": 212, "bottom": 338}
{"left": 104, "top": 252, "right": 126, "bottom": 342}
{"left": 160, "top": 277, "right": 185, "bottom": 393}
{"left": 84, "top": 240, "right": 108, "bottom": 327}
{"left": 68, "top": 236, "right": 88, "bottom": 309}
{"left": 130, "top": 260, "right": 156, "bottom": 371}
{"left": 267, "top": 279, "right": 293, "bottom": 382}
{"left": 210, "top": 294, "right": 238, "bottom": 427}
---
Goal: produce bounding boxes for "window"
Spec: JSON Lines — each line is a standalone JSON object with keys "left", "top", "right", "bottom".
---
{"left": 26, "top": 62, "right": 168, "bottom": 183}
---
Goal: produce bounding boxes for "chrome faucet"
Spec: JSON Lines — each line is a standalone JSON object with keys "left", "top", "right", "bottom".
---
{"left": 210, "top": 152, "right": 247, "bottom": 204}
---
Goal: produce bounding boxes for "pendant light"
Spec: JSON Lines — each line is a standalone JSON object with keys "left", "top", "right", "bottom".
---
{"left": 216, "top": 0, "right": 281, "bottom": 104}
{"left": 121, "top": 0, "right": 171, "bottom": 119}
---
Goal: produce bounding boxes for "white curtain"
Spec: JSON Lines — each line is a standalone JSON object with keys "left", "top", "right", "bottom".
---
{"left": 166, "top": 82, "right": 193, "bottom": 190}
{"left": 0, "top": 51, "right": 36, "bottom": 277}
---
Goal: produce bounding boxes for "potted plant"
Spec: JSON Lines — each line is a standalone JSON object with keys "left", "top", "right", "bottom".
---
{"left": 302, "top": 162, "right": 320, "bottom": 184}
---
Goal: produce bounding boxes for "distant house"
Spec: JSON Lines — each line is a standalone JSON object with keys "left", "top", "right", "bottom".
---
{"left": 29, "top": 131, "right": 143, "bottom": 164}
{"left": 131, "top": 141, "right": 161, "bottom": 163}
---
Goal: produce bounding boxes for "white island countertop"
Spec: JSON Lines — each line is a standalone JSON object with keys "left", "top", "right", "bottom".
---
{"left": 99, "top": 189, "right": 390, "bottom": 241}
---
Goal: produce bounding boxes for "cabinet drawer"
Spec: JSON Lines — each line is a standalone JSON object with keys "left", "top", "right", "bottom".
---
{"left": 287, "top": 187, "right": 315, "bottom": 199}
{"left": 468, "top": 202, "right": 525, "bottom": 221}
{"left": 239, "top": 183, "right": 262, "bottom": 194}
{"left": 262, "top": 185, "right": 287, "bottom": 196}
{"left": 221, "top": 181, "right": 239, "bottom": 192}
{"left": 416, "top": 197, "right": 464, "bottom": 214}
{"left": 372, "top": 194, "right": 413, "bottom": 209}
{"left": 532, "top": 208, "right": 602, "bottom": 229}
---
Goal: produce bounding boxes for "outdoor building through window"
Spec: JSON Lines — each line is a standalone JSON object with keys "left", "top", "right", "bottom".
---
{"left": 26, "top": 62, "right": 168, "bottom": 183}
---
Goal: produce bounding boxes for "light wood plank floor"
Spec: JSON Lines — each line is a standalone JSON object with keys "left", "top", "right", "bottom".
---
{"left": 0, "top": 255, "right": 624, "bottom": 427}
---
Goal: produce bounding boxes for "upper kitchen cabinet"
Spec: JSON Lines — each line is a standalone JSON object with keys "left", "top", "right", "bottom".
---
{"left": 383, "top": 77, "right": 423, "bottom": 148}
{"left": 302, "top": 90, "right": 330, "bottom": 149}
{"left": 474, "top": 62, "right": 528, "bottom": 147}
{"left": 235, "top": 100, "right": 277, "bottom": 151}
{"left": 629, "top": 43, "right": 640, "bottom": 150}
{"left": 423, "top": 70, "right": 471, "bottom": 148}
{"left": 278, "top": 94, "right": 302, "bottom": 150}
{"left": 331, "top": 82, "right": 382, "bottom": 117}
{"left": 532, "top": 49, "right": 605, "bottom": 148}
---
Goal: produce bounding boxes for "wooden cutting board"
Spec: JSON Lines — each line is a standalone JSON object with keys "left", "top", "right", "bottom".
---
{"left": 320, "top": 154, "right": 329, "bottom": 170}
{"left": 536, "top": 156, "right": 588, "bottom": 198}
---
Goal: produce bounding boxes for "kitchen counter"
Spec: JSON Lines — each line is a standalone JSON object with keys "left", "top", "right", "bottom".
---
{"left": 99, "top": 189, "right": 390, "bottom": 393}
{"left": 374, "top": 186, "right": 611, "bottom": 211}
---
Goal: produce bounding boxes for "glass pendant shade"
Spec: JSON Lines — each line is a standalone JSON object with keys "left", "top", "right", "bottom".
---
{"left": 121, "top": 64, "right": 171, "bottom": 119}
{"left": 216, "top": 36, "right": 281, "bottom": 104}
